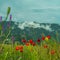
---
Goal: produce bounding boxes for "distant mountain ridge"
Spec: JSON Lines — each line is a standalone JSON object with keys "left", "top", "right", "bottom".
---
{"left": 0, "top": 21, "right": 60, "bottom": 43}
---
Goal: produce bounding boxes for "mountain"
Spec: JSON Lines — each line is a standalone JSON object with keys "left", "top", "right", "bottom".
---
{"left": 0, "top": 21, "right": 60, "bottom": 43}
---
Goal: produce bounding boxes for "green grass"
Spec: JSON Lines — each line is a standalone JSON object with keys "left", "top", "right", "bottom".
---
{"left": 0, "top": 39, "right": 60, "bottom": 60}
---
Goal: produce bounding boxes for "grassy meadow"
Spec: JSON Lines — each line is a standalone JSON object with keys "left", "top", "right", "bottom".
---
{"left": 0, "top": 37, "right": 60, "bottom": 60}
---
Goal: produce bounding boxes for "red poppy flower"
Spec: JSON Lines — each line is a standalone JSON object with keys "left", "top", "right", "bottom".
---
{"left": 29, "top": 39, "right": 33, "bottom": 44}
{"left": 42, "top": 36, "right": 45, "bottom": 40}
{"left": 20, "top": 49, "right": 23, "bottom": 52}
{"left": 44, "top": 45, "right": 48, "bottom": 48}
{"left": 26, "top": 43, "right": 30, "bottom": 46}
{"left": 16, "top": 46, "right": 19, "bottom": 50}
{"left": 22, "top": 39, "right": 26, "bottom": 43}
{"left": 37, "top": 38, "right": 40, "bottom": 42}
{"left": 32, "top": 42, "right": 36, "bottom": 46}
{"left": 16, "top": 46, "right": 23, "bottom": 51}
{"left": 46, "top": 35, "right": 51, "bottom": 39}
{"left": 19, "top": 46, "right": 23, "bottom": 49}
{"left": 50, "top": 50, "right": 55, "bottom": 55}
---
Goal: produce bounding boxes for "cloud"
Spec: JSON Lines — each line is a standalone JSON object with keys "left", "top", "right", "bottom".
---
{"left": 18, "top": 21, "right": 52, "bottom": 31}
{"left": 0, "top": 0, "right": 60, "bottom": 24}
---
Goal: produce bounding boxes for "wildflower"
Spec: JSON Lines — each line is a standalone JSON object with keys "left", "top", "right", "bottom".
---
{"left": 16, "top": 45, "right": 24, "bottom": 52}
{"left": 7, "top": 21, "right": 10, "bottom": 28}
{"left": 10, "top": 14, "right": 12, "bottom": 20}
{"left": 32, "top": 42, "right": 36, "bottom": 46}
{"left": 0, "top": 16, "right": 2, "bottom": 22}
{"left": 16, "top": 46, "right": 19, "bottom": 50}
{"left": 20, "top": 49, "right": 23, "bottom": 52}
{"left": 45, "top": 37, "right": 49, "bottom": 41}
{"left": 2, "top": 24, "right": 7, "bottom": 32}
{"left": 19, "top": 46, "right": 23, "bottom": 50}
{"left": 46, "top": 35, "right": 51, "bottom": 39}
{"left": 29, "top": 39, "right": 33, "bottom": 44}
{"left": 11, "top": 36, "right": 15, "bottom": 40}
{"left": 26, "top": 43, "right": 30, "bottom": 46}
{"left": 11, "top": 36, "right": 15, "bottom": 43}
{"left": 42, "top": 36, "right": 45, "bottom": 40}
{"left": 22, "top": 39, "right": 26, "bottom": 43}
{"left": 50, "top": 50, "right": 56, "bottom": 55}
{"left": 19, "top": 46, "right": 23, "bottom": 52}
{"left": 37, "top": 38, "right": 40, "bottom": 43}
{"left": 44, "top": 45, "right": 48, "bottom": 48}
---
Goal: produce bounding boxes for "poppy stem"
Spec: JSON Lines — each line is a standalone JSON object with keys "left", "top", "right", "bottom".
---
{"left": 4, "top": 52, "right": 8, "bottom": 60}
{"left": 0, "top": 30, "right": 11, "bottom": 52}
{"left": 21, "top": 52, "right": 24, "bottom": 60}
{"left": 56, "top": 31, "right": 59, "bottom": 43}
{"left": 50, "top": 45, "right": 52, "bottom": 60}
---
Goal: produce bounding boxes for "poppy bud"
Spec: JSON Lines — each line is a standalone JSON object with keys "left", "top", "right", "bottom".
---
{"left": 37, "top": 38, "right": 40, "bottom": 42}
{"left": 42, "top": 36, "right": 45, "bottom": 40}
{"left": 16, "top": 46, "right": 19, "bottom": 50}
{"left": 7, "top": 7, "right": 11, "bottom": 16}
{"left": 50, "top": 50, "right": 55, "bottom": 55}
{"left": 22, "top": 39, "right": 26, "bottom": 43}
{"left": 32, "top": 42, "right": 36, "bottom": 46}
{"left": 29, "top": 39, "right": 33, "bottom": 44}
{"left": 47, "top": 35, "right": 51, "bottom": 39}
{"left": 26, "top": 43, "right": 30, "bottom": 46}
{"left": 44, "top": 45, "right": 48, "bottom": 48}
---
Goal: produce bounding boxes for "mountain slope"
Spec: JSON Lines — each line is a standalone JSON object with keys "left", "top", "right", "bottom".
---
{"left": 0, "top": 21, "right": 60, "bottom": 43}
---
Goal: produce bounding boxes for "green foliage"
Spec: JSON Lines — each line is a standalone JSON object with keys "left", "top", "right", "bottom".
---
{"left": 7, "top": 7, "right": 11, "bottom": 16}
{"left": 0, "top": 24, "right": 2, "bottom": 30}
{"left": 0, "top": 40, "right": 60, "bottom": 60}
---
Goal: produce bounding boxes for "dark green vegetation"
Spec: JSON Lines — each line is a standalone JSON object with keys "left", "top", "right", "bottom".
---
{"left": 0, "top": 21, "right": 60, "bottom": 43}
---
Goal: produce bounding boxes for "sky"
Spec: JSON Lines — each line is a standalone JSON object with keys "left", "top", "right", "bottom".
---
{"left": 0, "top": 0, "right": 60, "bottom": 24}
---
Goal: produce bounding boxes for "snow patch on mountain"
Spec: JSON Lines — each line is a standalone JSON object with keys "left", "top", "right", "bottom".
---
{"left": 18, "top": 21, "right": 40, "bottom": 29}
{"left": 18, "top": 21, "right": 53, "bottom": 31}
{"left": 40, "top": 25, "right": 52, "bottom": 31}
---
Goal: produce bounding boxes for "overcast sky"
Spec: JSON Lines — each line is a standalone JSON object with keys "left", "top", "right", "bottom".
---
{"left": 0, "top": 0, "right": 60, "bottom": 24}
